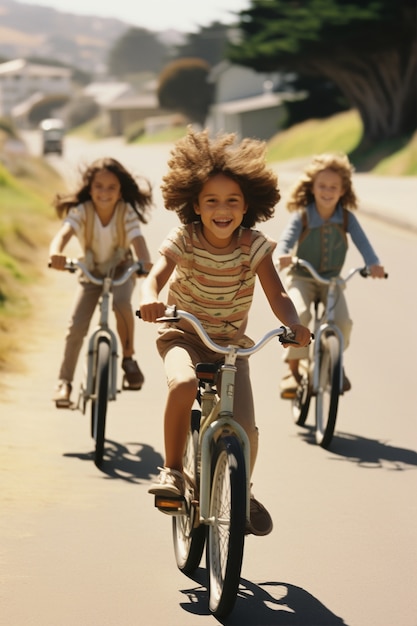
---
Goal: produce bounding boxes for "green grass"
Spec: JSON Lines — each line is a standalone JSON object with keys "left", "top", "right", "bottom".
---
{"left": 0, "top": 152, "right": 62, "bottom": 372}
{"left": 266, "top": 110, "right": 417, "bottom": 175}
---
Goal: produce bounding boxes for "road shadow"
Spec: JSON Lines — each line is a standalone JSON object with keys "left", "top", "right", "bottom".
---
{"left": 296, "top": 426, "right": 417, "bottom": 470}
{"left": 63, "top": 439, "right": 163, "bottom": 482}
{"left": 179, "top": 571, "right": 347, "bottom": 625}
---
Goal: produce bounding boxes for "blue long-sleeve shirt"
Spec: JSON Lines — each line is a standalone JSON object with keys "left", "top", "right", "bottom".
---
{"left": 276, "top": 203, "right": 380, "bottom": 270}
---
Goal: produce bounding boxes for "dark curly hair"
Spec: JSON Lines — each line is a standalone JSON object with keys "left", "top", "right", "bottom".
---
{"left": 52, "top": 157, "right": 153, "bottom": 223}
{"left": 161, "top": 127, "right": 280, "bottom": 228}
{"left": 286, "top": 153, "right": 358, "bottom": 212}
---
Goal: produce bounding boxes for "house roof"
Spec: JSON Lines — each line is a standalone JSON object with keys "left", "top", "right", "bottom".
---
{"left": 83, "top": 82, "right": 134, "bottom": 106}
{"left": 104, "top": 93, "right": 159, "bottom": 111}
{"left": 212, "top": 91, "right": 297, "bottom": 114}
{"left": 0, "top": 58, "right": 71, "bottom": 77}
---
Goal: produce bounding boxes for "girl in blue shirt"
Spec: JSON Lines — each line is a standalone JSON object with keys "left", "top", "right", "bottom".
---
{"left": 276, "top": 153, "right": 386, "bottom": 398}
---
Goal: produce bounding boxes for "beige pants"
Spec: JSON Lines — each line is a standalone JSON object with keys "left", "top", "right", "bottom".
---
{"left": 285, "top": 274, "right": 353, "bottom": 361}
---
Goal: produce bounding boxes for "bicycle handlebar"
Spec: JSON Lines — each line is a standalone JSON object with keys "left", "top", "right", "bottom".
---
{"left": 291, "top": 257, "right": 388, "bottom": 284}
{"left": 136, "top": 305, "right": 300, "bottom": 356}
{"left": 51, "top": 258, "right": 148, "bottom": 286}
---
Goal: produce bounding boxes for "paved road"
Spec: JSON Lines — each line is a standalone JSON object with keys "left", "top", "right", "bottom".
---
{"left": 1, "top": 135, "right": 416, "bottom": 626}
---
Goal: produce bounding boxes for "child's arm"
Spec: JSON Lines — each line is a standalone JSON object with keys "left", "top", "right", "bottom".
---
{"left": 348, "top": 212, "right": 386, "bottom": 278}
{"left": 49, "top": 222, "right": 75, "bottom": 270}
{"left": 257, "top": 254, "right": 311, "bottom": 347}
{"left": 130, "top": 235, "right": 152, "bottom": 272}
{"left": 139, "top": 255, "right": 176, "bottom": 322}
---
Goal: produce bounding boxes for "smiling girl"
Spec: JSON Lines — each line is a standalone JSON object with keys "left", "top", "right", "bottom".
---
{"left": 139, "top": 127, "right": 311, "bottom": 536}
{"left": 49, "top": 157, "right": 153, "bottom": 407}
{"left": 276, "top": 153, "right": 386, "bottom": 398}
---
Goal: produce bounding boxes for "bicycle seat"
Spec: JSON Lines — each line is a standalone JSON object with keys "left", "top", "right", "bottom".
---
{"left": 196, "top": 362, "right": 219, "bottom": 384}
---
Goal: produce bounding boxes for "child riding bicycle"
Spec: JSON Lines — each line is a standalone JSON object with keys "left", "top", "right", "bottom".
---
{"left": 276, "top": 153, "right": 386, "bottom": 399}
{"left": 49, "top": 157, "right": 153, "bottom": 407}
{"left": 139, "top": 128, "right": 311, "bottom": 536}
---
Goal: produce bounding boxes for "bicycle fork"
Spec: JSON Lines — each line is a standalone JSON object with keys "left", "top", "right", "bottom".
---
{"left": 312, "top": 322, "right": 344, "bottom": 393}
{"left": 198, "top": 362, "right": 251, "bottom": 525}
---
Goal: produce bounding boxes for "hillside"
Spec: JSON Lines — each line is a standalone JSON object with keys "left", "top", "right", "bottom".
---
{"left": 0, "top": 0, "right": 179, "bottom": 72}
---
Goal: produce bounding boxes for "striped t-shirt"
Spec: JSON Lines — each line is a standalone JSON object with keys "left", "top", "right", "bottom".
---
{"left": 160, "top": 222, "right": 276, "bottom": 343}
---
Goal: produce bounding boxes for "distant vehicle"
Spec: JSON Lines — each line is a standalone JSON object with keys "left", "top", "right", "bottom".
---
{"left": 39, "top": 118, "right": 64, "bottom": 156}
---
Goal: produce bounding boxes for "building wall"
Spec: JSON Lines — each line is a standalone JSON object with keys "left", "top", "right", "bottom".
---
{"left": 0, "top": 60, "right": 71, "bottom": 116}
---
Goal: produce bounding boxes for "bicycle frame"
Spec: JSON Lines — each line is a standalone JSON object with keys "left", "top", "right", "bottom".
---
{"left": 84, "top": 276, "right": 119, "bottom": 402}
{"left": 155, "top": 308, "right": 295, "bottom": 523}
{"left": 63, "top": 259, "right": 145, "bottom": 407}
{"left": 294, "top": 257, "right": 367, "bottom": 394}
{"left": 198, "top": 358, "right": 251, "bottom": 523}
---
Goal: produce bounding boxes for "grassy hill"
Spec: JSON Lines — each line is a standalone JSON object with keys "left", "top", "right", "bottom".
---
{"left": 0, "top": 130, "right": 64, "bottom": 371}
{"left": 266, "top": 110, "right": 417, "bottom": 175}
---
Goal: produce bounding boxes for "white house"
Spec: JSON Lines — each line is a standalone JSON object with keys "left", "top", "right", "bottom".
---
{"left": 0, "top": 58, "right": 72, "bottom": 117}
{"left": 206, "top": 61, "right": 300, "bottom": 141}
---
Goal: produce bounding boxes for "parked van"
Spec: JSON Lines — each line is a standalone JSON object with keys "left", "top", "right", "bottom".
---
{"left": 40, "top": 118, "right": 64, "bottom": 155}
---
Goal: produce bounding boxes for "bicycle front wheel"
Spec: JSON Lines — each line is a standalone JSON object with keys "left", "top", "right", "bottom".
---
{"left": 173, "top": 410, "right": 205, "bottom": 573}
{"left": 315, "top": 334, "right": 341, "bottom": 448}
{"left": 207, "top": 435, "right": 246, "bottom": 618}
{"left": 292, "top": 372, "right": 311, "bottom": 426}
{"left": 91, "top": 338, "right": 110, "bottom": 466}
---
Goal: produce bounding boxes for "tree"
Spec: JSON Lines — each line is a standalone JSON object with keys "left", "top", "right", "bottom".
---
{"left": 229, "top": 0, "right": 416, "bottom": 148}
{"left": 175, "top": 22, "right": 232, "bottom": 67}
{"left": 158, "top": 58, "right": 214, "bottom": 125}
{"left": 108, "top": 28, "right": 168, "bottom": 77}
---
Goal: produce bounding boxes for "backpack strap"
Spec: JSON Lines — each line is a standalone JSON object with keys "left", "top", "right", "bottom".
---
{"left": 115, "top": 201, "right": 127, "bottom": 249}
{"left": 84, "top": 201, "right": 95, "bottom": 250}
{"left": 84, "top": 200, "right": 127, "bottom": 250}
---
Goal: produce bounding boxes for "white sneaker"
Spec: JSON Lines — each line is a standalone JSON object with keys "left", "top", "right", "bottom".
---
{"left": 148, "top": 467, "right": 185, "bottom": 497}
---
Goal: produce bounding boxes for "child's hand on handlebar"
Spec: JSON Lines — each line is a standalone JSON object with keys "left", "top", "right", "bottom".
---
{"left": 276, "top": 254, "right": 293, "bottom": 271}
{"left": 369, "top": 264, "right": 386, "bottom": 279}
{"left": 283, "top": 323, "right": 312, "bottom": 348}
{"left": 49, "top": 254, "right": 67, "bottom": 270}
{"left": 138, "top": 301, "right": 167, "bottom": 323}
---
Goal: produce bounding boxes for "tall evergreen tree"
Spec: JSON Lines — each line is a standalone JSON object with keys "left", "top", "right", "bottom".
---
{"left": 229, "top": 0, "right": 416, "bottom": 147}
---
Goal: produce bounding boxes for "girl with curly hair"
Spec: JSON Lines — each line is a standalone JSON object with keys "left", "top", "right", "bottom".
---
{"left": 139, "top": 128, "right": 311, "bottom": 536}
{"left": 276, "top": 153, "right": 386, "bottom": 398}
{"left": 49, "top": 157, "right": 153, "bottom": 407}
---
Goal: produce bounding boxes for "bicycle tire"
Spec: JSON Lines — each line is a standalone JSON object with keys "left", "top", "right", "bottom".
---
{"left": 292, "top": 373, "right": 311, "bottom": 426}
{"left": 207, "top": 435, "right": 246, "bottom": 618}
{"left": 91, "top": 338, "right": 110, "bottom": 466}
{"left": 315, "top": 334, "right": 341, "bottom": 448}
{"left": 173, "top": 409, "right": 205, "bottom": 573}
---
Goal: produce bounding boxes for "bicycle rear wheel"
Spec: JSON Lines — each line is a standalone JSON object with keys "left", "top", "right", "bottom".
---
{"left": 173, "top": 410, "right": 205, "bottom": 573}
{"left": 91, "top": 338, "right": 110, "bottom": 466}
{"left": 315, "top": 334, "right": 341, "bottom": 448}
{"left": 207, "top": 435, "right": 246, "bottom": 618}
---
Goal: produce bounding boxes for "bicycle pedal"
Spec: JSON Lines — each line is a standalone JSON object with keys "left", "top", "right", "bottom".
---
{"left": 154, "top": 495, "right": 186, "bottom": 515}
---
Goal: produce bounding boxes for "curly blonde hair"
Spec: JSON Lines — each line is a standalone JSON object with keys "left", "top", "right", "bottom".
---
{"left": 161, "top": 127, "right": 280, "bottom": 228}
{"left": 286, "top": 153, "right": 358, "bottom": 212}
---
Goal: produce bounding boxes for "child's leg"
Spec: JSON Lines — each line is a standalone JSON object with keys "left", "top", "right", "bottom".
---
{"left": 112, "top": 277, "right": 135, "bottom": 358}
{"left": 330, "top": 284, "right": 353, "bottom": 350}
{"left": 233, "top": 357, "right": 258, "bottom": 474}
{"left": 162, "top": 345, "right": 198, "bottom": 471}
{"left": 58, "top": 281, "right": 100, "bottom": 382}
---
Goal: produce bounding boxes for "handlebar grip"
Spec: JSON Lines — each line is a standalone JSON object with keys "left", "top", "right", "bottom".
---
{"left": 360, "top": 267, "right": 389, "bottom": 279}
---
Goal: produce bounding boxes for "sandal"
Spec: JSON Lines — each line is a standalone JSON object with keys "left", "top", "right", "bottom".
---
{"left": 122, "top": 358, "right": 144, "bottom": 390}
